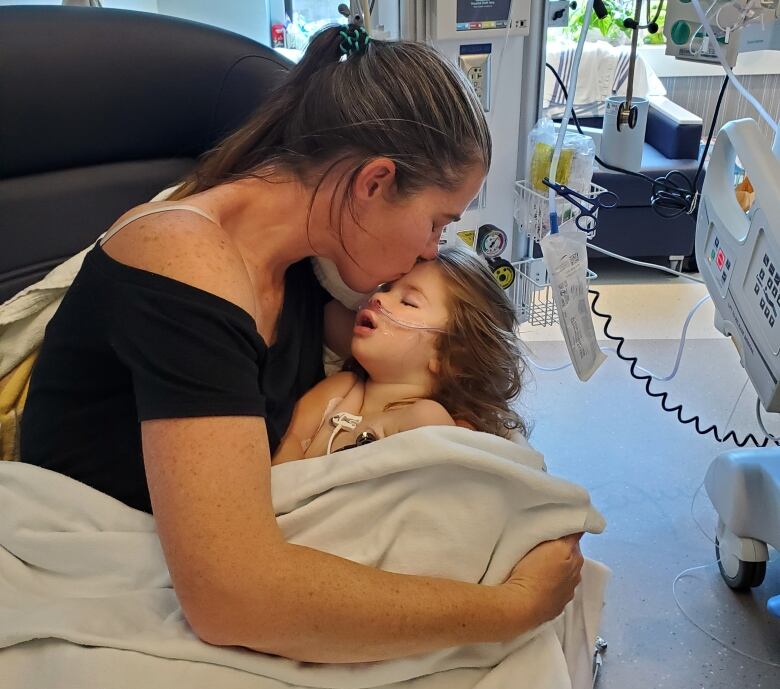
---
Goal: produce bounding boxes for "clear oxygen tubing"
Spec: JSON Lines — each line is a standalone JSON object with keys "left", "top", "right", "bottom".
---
{"left": 549, "top": 0, "right": 595, "bottom": 234}
{"left": 676, "top": 466, "right": 780, "bottom": 667}
{"left": 756, "top": 397, "right": 780, "bottom": 442}
{"left": 486, "top": 0, "right": 515, "bottom": 131}
{"left": 688, "top": 0, "right": 719, "bottom": 58}
{"left": 690, "top": 0, "right": 779, "bottom": 139}
{"left": 672, "top": 561, "right": 780, "bottom": 668}
{"left": 358, "top": 298, "right": 447, "bottom": 333}
{"left": 523, "top": 294, "right": 711, "bottom": 381}
{"left": 587, "top": 243, "right": 705, "bottom": 284}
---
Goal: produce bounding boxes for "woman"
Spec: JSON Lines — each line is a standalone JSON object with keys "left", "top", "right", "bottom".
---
{"left": 20, "top": 25, "right": 583, "bottom": 663}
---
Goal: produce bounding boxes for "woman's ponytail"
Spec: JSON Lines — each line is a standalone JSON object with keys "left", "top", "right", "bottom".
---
{"left": 171, "top": 24, "right": 490, "bottom": 200}
{"left": 286, "top": 25, "right": 344, "bottom": 87}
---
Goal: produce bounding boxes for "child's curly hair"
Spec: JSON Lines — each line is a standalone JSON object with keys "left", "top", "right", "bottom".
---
{"left": 430, "top": 246, "right": 527, "bottom": 438}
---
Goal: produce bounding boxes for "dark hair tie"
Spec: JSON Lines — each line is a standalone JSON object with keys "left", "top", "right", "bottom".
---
{"left": 339, "top": 25, "right": 371, "bottom": 57}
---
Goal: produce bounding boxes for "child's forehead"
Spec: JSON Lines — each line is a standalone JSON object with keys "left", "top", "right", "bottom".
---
{"left": 392, "top": 261, "right": 449, "bottom": 304}
{"left": 399, "top": 260, "right": 440, "bottom": 284}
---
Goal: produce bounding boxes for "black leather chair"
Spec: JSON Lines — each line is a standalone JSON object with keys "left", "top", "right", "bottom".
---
{"left": 0, "top": 5, "right": 291, "bottom": 303}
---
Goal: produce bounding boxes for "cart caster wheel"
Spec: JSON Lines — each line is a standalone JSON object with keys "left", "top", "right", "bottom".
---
{"left": 716, "top": 537, "right": 766, "bottom": 590}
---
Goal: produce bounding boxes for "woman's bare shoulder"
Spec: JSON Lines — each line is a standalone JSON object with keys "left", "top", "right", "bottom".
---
{"left": 101, "top": 203, "right": 256, "bottom": 318}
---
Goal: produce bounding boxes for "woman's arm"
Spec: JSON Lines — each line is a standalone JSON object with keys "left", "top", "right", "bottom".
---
{"left": 144, "top": 411, "right": 583, "bottom": 663}
{"left": 143, "top": 415, "right": 526, "bottom": 662}
{"left": 120, "top": 220, "right": 582, "bottom": 664}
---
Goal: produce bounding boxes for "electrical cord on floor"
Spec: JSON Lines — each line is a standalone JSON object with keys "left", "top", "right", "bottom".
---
{"left": 588, "top": 288, "right": 779, "bottom": 447}
{"left": 544, "top": 63, "right": 730, "bottom": 220}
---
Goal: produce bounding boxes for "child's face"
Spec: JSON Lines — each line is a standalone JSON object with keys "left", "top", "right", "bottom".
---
{"left": 351, "top": 260, "right": 450, "bottom": 385}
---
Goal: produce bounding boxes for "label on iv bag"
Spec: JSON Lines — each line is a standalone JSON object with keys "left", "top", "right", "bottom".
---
{"left": 540, "top": 227, "right": 606, "bottom": 381}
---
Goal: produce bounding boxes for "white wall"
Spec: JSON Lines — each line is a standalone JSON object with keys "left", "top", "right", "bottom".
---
{"left": 374, "top": 0, "right": 400, "bottom": 39}
{"left": 433, "top": 36, "right": 526, "bottom": 258}
{"left": 103, "top": 0, "right": 158, "bottom": 10}
{"left": 156, "top": 0, "right": 271, "bottom": 44}
{"left": 1, "top": 1, "right": 272, "bottom": 43}
{"left": 0, "top": 1, "right": 158, "bottom": 8}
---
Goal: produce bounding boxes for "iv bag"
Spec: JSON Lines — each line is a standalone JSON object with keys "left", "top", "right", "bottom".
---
{"left": 540, "top": 226, "right": 606, "bottom": 381}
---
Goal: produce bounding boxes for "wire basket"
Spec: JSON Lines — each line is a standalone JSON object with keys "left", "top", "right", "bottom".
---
{"left": 510, "top": 257, "right": 598, "bottom": 328}
{"left": 514, "top": 179, "right": 608, "bottom": 243}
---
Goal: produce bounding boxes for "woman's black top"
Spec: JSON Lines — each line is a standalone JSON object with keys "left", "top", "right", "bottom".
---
{"left": 20, "top": 244, "right": 328, "bottom": 513}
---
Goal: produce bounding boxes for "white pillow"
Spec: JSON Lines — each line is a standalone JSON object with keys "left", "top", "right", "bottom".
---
{"left": 310, "top": 256, "right": 367, "bottom": 311}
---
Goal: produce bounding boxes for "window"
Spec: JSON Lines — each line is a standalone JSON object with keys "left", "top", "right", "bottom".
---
{"left": 563, "top": 0, "right": 666, "bottom": 48}
{"left": 0, "top": 2, "right": 277, "bottom": 46}
{"left": 284, "top": 0, "right": 346, "bottom": 51}
{"left": 544, "top": 2, "right": 668, "bottom": 123}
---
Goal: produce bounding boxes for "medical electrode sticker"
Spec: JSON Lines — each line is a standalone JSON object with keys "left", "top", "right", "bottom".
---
{"left": 540, "top": 228, "right": 606, "bottom": 381}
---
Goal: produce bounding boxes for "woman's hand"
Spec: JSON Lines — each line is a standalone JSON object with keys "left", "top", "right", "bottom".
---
{"left": 499, "top": 534, "right": 584, "bottom": 634}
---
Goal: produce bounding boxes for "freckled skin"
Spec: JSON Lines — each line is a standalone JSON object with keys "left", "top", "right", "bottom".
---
{"left": 96, "top": 167, "right": 583, "bottom": 661}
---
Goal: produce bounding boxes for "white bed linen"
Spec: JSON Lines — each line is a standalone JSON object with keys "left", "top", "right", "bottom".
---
{"left": 0, "top": 426, "right": 609, "bottom": 689}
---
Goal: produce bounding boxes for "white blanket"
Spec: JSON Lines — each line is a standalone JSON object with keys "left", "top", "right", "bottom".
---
{"left": 0, "top": 247, "right": 88, "bottom": 379}
{"left": 0, "top": 426, "right": 609, "bottom": 689}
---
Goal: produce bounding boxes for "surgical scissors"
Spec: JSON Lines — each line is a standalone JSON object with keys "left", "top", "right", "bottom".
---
{"left": 542, "top": 178, "right": 618, "bottom": 232}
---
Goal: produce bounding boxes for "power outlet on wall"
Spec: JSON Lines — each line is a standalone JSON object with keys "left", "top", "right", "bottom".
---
{"left": 467, "top": 64, "right": 486, "bottom": 105}
{"left": 459, "top": 45, "right": 491, "bottom": 112}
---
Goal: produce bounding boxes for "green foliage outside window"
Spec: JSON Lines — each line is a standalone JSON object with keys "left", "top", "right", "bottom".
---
{"left": 565, "top": 1, "right": 666, "bottom": 46}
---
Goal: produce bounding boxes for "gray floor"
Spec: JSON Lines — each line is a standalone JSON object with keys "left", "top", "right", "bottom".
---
{"left": 519, "top": 261, "right": 780, "bottom": 689}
